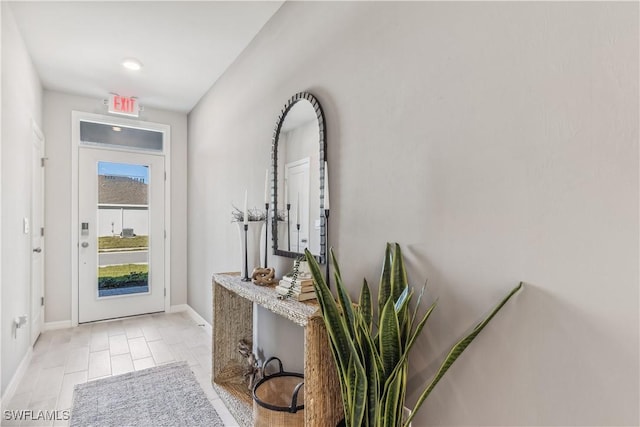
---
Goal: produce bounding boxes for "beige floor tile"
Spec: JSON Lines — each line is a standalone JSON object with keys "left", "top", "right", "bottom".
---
{"left": 108, "top": 335, "right": 129, "bottom": 356}
{"left": 88, "top": 331, "right": 108, "bottom": 352}
{"left": 141, "top": 325, "right": 161, "bottom": 342}
{"left": 169, "top": 343, "right": 199, "bottom": 366}
{"left": 132, "top": 357, "right": 155, "bottom": 371}
{"left": 189, "top": 344, "right": 212, "bottom": 370}
{"left": 68, "top": 331, "right": 90, "bottom": 349}
{"left": 147, "top": 340, "right": 174, "bottom": 364}
{"left": 19, "top": 396, "right": 57, "bottom": 427}
{"left": 14, "top": 363, "right": 42, "bottom": 396}
{"left": 110, "top": 354, "right": 134, "bottom": 376}
{"left": 4, "top": 392, "right": 33, "bottom": 426}
{"left": 87, "top": 350, "right": 111, "bottom": 379}
{"left": 124, "top": 325, "right": 144, "bottom": 339}
{"left": 63, "top": 347, "right": 89, "bottom": 374}
{"left": 128, "top": 337, "right": 151, "bottom": 360}
{"left": 36, "top": 347, "right": 70, "bottom": 370}
{"left": 30, "top": 366, "right": 64, "bottom": 402}
{"left": 106, "top": 321, "right": 125, "bottom": 337}
{"left": 56, "top": 371, "right": 87, "bottom": 410}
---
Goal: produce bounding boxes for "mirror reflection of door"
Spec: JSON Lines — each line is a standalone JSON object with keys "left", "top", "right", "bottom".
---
{"left": 285, "top": 158, "right": 310, "bottom": 252}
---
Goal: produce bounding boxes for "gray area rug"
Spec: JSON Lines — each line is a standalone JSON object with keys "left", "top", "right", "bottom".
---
{"left": 70, "top": 361, "right": 224, "bottom": 427}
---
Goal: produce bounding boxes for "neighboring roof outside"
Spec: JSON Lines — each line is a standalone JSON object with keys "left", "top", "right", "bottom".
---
{"left": 99, "top": 175, "right": 147, "bottom": 205}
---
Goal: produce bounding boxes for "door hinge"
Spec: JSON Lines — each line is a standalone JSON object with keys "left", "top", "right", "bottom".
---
{"left": 164, "top": 171, "right": 167, "bottom": 181}
{"left": 164, "top": 288, "right": 166, "bottom": 297}
{"left": 40, "top": 227, "right": 44, "bottom": 237}
{"left": 164, "top": 230, "right": 167, "bottom": 238}
{"left": 41, "top": 296, "right": 44, "bottom": 306}
{"left": 40, "top": 157, "right": 47, "bottom": 167}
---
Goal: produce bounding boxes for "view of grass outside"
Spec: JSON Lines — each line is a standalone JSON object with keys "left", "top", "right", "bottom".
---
{"left": 98, "top": 263, "right": 148, "bottom": 290}
{"left": 98, "top": 235, "right": 148, "bottom": 252}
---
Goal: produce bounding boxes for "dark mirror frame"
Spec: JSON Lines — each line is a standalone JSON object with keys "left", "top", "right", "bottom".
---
{"left": 271, "top": 92, "right": 327, "bottom": 264}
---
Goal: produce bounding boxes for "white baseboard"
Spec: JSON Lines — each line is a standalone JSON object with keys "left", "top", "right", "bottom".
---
{"left": 43, "top": 320, "right": 72, "bottom": 331}
{"left": 169, "top": 304, "right": 189, "bottom": 313}
{"left": 172, "top": 304, "right": 212, "bottom": 336}
{"left": 1, "top": 347, "right": 33, "bottom": 410}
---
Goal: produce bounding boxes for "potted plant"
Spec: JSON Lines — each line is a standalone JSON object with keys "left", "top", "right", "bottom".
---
{"left": 304, "top": 244, "right": 522, "bottom": 427}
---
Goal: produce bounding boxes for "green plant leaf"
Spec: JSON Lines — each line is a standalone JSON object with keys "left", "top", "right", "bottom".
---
{"left": 381, "top": 364, "right": 406, "bottom": 427}
{"left": 379, "top": 299, "right": 401, "bottom": 378}
{"left": 330, "top": 247, "right": 343, "bottom": 281}
{"left": 305, "top": 251, "right": 351, "bottom": 381}
{"left": 405, "top": 282, "right": 524, "bottom": 426}
{"left": 360, "top": 278, "right": 373, "bottom": 332}
{"left": 306, "top": 249, "right": 367, "bottom": 427}
{"left": 355, "top": 314, "right": 380, "bottom": 427}
{"left": 390, "top": 243, "right": 409, "bottom": 302}
{"left": 404, "top": 300, "right": 437, "bottom": 357}
{"left": 378, "top": 243, "right": 393, "bottom": 317}
{"left": 335, "top": 265, "right": 356, "bottom": 340}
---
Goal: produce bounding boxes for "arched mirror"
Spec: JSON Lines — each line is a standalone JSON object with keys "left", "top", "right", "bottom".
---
{"left": 271, "top": 92, "right": 327, "bottom": 263}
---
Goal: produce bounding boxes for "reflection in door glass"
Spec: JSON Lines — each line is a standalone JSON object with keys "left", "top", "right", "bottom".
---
{"left": 97, "top": 162, "right": 150, "bottom": 297}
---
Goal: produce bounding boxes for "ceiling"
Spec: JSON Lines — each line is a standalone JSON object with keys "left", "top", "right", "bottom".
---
{"left": 9, "top": 1, "right": 284, "bottom": 113}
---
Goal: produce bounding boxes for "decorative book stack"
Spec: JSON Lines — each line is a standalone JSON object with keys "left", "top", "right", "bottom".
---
{"left": 275, "top": 274, "right": 317, "bottom": 301}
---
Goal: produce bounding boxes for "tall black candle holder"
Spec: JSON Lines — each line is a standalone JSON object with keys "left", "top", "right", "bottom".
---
{"left": 286, "top": 203, "right": 291, "bottom": 251}
{"left": 264, "top": 203, "right": 269, "bottom": 268}
{"left": 241, "top": 223, "right": 250, "bottom": 282}
{"left": 296, "top": 223, "right": 301, "bottom": 253}
{"left": 325, "top": 209, "right": 330, "bottom": 289}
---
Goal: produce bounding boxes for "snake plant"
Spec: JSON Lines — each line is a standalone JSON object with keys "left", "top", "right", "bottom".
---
{"left": 304, "top": 244, "right": 522, "bottom": 427}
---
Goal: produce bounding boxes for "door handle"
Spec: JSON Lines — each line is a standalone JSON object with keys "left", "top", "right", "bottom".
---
{"left": 81, "top": 242, "right": 89, "bottom": 248}
{"left": 33, "top": 247, "right": 42, "bottom": 253}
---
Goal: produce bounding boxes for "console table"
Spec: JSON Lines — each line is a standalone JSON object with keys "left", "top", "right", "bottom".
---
{"left": 212, "top": 273, "right": 343, "bottom": 427}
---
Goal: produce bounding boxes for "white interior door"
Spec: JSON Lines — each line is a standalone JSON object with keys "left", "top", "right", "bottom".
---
{"left": 30, "top": 124, "right": 45, "bottom": 345}
{"left": 78, "top": 147, "right": 165, "bottom": 323}
{"left": 285, "top": 158, "right": 310, "bottom": 252}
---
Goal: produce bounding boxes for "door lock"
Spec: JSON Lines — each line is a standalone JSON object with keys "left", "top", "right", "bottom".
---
{"left": 33, "top": 247, "right": 42, "bottom": 253}
{"left": 81, "top": 242, "right": 89, "bottom": 248}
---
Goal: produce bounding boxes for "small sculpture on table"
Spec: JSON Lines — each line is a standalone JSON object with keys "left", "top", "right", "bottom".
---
{"left": 237, "top": 338, "right": 262, "bottom": 390}
{"left": 251, "top": 267, "right": 277, "bottom": 286}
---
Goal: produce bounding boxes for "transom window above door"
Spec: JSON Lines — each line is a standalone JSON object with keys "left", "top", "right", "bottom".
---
{"left": 80, "top": 121, "right": 163, "bottom": 152}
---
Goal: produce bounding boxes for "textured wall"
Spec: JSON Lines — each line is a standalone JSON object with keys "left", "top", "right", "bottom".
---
{"left": 188, "top": 2, "right": 639, "bottom": 425}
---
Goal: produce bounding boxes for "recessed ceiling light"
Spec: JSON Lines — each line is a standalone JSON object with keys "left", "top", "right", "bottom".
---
{"left": 122, "top": 58, "right": 143, "bottom": 71}
{"left": 112, "top": 126, "right": 122, "bottom": 132}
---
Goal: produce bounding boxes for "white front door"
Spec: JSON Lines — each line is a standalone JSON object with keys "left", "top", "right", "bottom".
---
{"left": 78, "top": 147, "right": 165, "bottom": 323}
{"left": 30, "top": 123, "right": 45, "bottom": 345}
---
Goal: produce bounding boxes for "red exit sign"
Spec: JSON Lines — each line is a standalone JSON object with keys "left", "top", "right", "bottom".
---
{"left": 108, "top": 94, "right": 139, "bottom": 117}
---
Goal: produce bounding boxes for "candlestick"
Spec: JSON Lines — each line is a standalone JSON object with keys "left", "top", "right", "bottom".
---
{"left": 264, "top": 169, "right": 269, "bottom": 205}
{"left": 241, "top": 223, "right": 250, "bottom": 282}
{"left": 243, "top": 189, "right": 248, "bottom": 225}
{"left": 296, "top": 192, "right": 300, "bottom": 222}
{"left": 284, "top": 179, "right": 288, "bottom": 207}
{"left": 324, "top": 161, "right": 330, "bottom": 210}
{"left": 325, "top": 208, "right": 330, "bottom": 289}
{"left": 286, "top": 203, "right": 291, "bottom": 251}
{"left": 264, "top": 202, "right": 269, "bottom": 268}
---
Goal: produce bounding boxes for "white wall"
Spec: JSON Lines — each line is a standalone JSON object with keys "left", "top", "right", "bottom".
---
{"left": 188, "top": 2, "right": 639, "bottom": 425}
{"left": 43, "top": 91, "right": 188, "bottom": 322}
{"left": 1, "top": 3, "right": 43, "bottom": 395}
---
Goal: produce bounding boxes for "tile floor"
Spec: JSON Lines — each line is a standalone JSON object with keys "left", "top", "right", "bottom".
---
{"left": 2, "top": 312, "right": 238, "bottom": 427}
